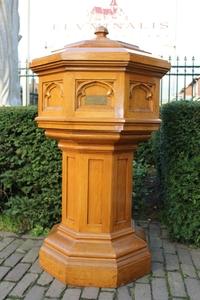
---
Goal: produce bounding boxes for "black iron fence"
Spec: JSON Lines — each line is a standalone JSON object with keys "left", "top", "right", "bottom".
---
{"left": 160, "top": 56, "right": 200, "bottom": 104}
{"left": 19, "top": 56, "right": 200, "bottom": 106}
{"left": 19, "top": 65, "right": 38, "bottom": 106}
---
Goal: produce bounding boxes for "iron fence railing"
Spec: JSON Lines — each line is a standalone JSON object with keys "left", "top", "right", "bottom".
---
{"left": 19, "top": 56, "right": 200, "bottom": 106}
{"left": 160, "top": 56, "right": 200, "bottom": 104}
{"left": 19, "top": 64, "right": 38, "bottom": 106}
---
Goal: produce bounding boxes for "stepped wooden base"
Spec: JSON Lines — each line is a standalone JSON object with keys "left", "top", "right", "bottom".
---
{"left": 39, "top": 223, "right": 151, "bottom": 287}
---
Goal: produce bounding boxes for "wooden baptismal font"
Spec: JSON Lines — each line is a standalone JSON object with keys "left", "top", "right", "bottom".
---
{"left": 30, "top": 27, "right": 170, "bottom": 287}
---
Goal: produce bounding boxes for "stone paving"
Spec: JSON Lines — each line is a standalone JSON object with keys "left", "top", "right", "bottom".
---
{"left": 0, "top": 221, "right": 200, "bottom": 300}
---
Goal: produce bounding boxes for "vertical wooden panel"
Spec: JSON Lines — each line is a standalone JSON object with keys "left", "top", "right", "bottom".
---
{"left": 62, "top": 152, "right": 67, "bottom": 223}
{"left": 87, "top": 159, "right": 103, "bottom": 225}
{"left": 116, "top": 158, "right": 127, "bottom": 222}
{"left": 66, "top": 157, "right": 76, "bottom": 222}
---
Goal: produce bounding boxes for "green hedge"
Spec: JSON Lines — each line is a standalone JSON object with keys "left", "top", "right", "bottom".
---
{"left": 1, "top": 103, "right": 200, "bottom": 245}
{"left": 160, "top": 101, "right": 200, "bottom": 246}
{"left": 0, "top": 106, "right": 157, "bottom": 232}
{"left": 133, "top": 133, "right": 160, "bottom": 218}
{"left": 0, "top": 107, "right": 62, "bottom": 232}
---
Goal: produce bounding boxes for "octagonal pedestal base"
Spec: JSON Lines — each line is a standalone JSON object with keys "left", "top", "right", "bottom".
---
{"left": 39, "top": 223, "right": 151, "bottom": 288}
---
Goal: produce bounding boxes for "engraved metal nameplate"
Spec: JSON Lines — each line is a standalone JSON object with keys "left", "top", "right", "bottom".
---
{"left": 85, "top": 95, "right": 107, "bottom": 105}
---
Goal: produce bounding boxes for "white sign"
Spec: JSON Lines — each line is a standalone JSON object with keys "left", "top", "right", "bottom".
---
{"left": 18, "top": 0, "right": 200, "bottom": 62}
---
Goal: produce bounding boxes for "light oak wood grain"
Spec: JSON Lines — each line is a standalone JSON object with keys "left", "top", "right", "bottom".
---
{"left": 30, "top": 27, "right": 170, "bottom": 287}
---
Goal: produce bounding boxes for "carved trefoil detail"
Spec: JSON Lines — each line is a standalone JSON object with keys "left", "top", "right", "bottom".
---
{"left": 75, "top": 80, "right": 114, "bottom": 110}
{"left": 129, "top": 81, "right": 155, "bottom": 112}
{"left": 43, "top": 80, "right": 64, "bottom": 111}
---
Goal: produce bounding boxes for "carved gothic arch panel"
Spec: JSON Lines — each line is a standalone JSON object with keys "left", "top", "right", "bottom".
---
{"left": 43, "top": 80, "right": 64, "bottom": 111}
{"left": 129, "top": 81, "right": 154, "bottom": 112}
{"left": 76, "top": 80, "right": 115, "bottom": 110}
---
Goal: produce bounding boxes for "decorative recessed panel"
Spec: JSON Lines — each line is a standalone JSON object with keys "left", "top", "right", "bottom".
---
{"left": 43, "top": 80, "right": 64, "bottom": 111}
{"left": 66, "top": 156, "right": 76, "bottom": 222}
{"left": 75, "top": 80, "right": 114, "bottom": 110}
{"left": 129, "top": 81, "right": 155, "bottom": 112}
{"left": 87, "top": 159, "right": 103, "bottom": 225}
{"left": 115, "top": 158, "right": 128, "bottom": 223}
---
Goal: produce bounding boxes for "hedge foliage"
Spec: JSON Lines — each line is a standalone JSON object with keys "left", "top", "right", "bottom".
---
{"left": 0, "top": 106, "right": 157, "bottom": 232}
{"left": 133, "top": 134, "right": 160, "bottom": 218}
{"left": 1, "top": 103, "right": 200, "bottom": 246}
{"left": 160, "top": 101, "right": 200, "bottom": 246}
{"left": 0, "top": 107, "right": 62, "bottom": 232}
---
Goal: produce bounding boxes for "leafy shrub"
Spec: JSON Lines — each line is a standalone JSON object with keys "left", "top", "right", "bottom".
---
{"left": 159, "top": 101, "right": 200, "bottom": 246}
{"left": 133, "top": 133, "right": 160, "bottom": 218}
{"left": 135, "top": 134, "right": 157, "bottom": 166}
{"left": 0, "top": 107, "right": 62, "bottom": 232}
{"left": 133, "top": 160, "right": 151, "bottom": 215}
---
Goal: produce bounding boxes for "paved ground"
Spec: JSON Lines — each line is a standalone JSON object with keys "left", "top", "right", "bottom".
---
{"left": 0, "top": 221, "right": 200, "bottom": 300}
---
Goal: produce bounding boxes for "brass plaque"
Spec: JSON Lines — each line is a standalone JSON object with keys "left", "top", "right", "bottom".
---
{"left": 85, "top": 95, "right": 107, "bottom": 105}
